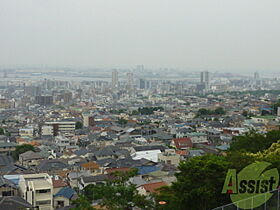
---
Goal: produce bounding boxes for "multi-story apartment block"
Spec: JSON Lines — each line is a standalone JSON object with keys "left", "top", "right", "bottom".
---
{"left": 41, "top": 121, "right": 76, "bottom": 136}
{"left": 19, "top": 173, "right": 53, "bottom": 210}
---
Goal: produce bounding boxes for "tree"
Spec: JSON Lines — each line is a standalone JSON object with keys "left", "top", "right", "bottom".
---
{"left": 117, "top": 118, "right": 128, "bottom": 126}
{"left": 157, "top": 155, "right": 230, "bottom": 210}
{"left": 0, "top": 128, "right": 4, "bottom": 135}
{"left": 83, "top": 170, "right": 153, "bottom": 210}
{"left": 75, "top": 121, "right": 83, "bottom": 129}
{"left": 242, "top": 110, "right": 248, "bottom": 117}
{"left": 197, "top": 108, "right": 209, "bottom": 116}
{"left": 272, "top": 99, "right": 280, "bottom": 114}
{"left": 71, "top": 195, "right": 95, "bottom": 210}
{"left": 214, "top": 107, "right": 226, "bottom": 115}
{"left": 12, "top": 144, "right": 35, "bottom": 160}
{"left": 230, "top": 130, "right": 280, "bottom": 153}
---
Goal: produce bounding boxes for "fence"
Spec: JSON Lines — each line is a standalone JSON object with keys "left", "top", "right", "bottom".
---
{"left": 212, "top": 189, "right": 280, "bottom": 210}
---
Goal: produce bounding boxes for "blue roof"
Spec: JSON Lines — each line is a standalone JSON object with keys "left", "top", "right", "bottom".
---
{"left": 136, "top": 166, "right": 159, "bottom": 175}
{"left": 216, "top": 145, "right": 230, "bottom": 151}
{"left": 54, "top": 187, "right": 75, "bottom": 199}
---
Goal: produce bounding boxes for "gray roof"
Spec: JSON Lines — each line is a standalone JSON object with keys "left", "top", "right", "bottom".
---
{"left": 19, "top": 151, "right": 43, "bottom": 161}
{"left": 81, "top": 174, "right": 109, "bottom": 184}
{"left": 0, "top": 155, "right": 14, "bottom": 166}
{"left": 134, "top": 145, "right": 166, "bottom": 152}
{"left": 0, "top": 141, "right": 17, "bottom": 148}
{"left": 0, "top": 196, "right": 33, "bottom": 209}
{"left": 0, "top": 176, "right": 17, "bottom": 188}
{"left": 37, "top": 159, "right": 69, "bottom": 172}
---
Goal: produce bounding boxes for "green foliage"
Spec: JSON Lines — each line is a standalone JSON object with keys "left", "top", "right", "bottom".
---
{"left": 110, "top": 109, "right": 126, "bottom": 114}
{"left": 156, "top": 130, "right": 280, "bottom": 210}
{"left": 138, "top": 107, "right": 164, "bottom": 115}
{"left": 130, "top": 110, "right": 140, "bottom": 116}
{"left": 272, "top": 99, "right": 280, "bottom": 114}
{"left": 75, "top": 121, "right": 83, "bottom": 129}
{"left": 71, "top": 195, "right": 95, "bottom": 210}
{"left": 197, "top": 107, "right": 226, "bottom": 116}
{"left": 156, "top": 155, "right": 230, "bottom": 210}
{"left": 0, "top": 128, "right": 4, "bottom": 135}
{"left": 242, "top": 110, "right": 248, "bottom": 117}
{"left": 83, "top": 169, "right": 153, "bottom": 210}
{"left": 12, "top": 144, "right": 35, "bottom": 160}
{"left": 230, "top": 130, "right": 280, "bottom": 153}
{"left": 117, "top": 118, "right": 128, "bottom": 126}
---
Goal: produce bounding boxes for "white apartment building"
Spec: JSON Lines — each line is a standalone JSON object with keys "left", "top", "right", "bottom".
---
{"left": 19, "top": 173, "right": 53, "bottom": 210}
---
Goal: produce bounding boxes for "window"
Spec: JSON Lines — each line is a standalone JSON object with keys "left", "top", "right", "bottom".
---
{"left": 57, "top": 200, "right": 65, "bottom": 207}
{"left": 2, "top": 191, "right": 13, "bottom": 196}
{"left": 36, "top": 189, "right": 51, "bottom": 194}
{"left": 36, "top": 200, "right": 51, "bottom": 205}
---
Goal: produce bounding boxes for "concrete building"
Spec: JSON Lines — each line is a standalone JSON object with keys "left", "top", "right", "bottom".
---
{"left": 19, "top": 173, "right": 53, "bottom": 210}
{"left": 82, "top": 113, "right": 95, "bottom": 127}
{"left": 158, "top": 149, "right": 180, "bottom": 166}
{"left": 42, "top": 121, "right": 76, "bottom": 136}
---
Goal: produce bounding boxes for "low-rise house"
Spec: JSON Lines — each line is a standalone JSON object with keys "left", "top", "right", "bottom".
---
{"left": 170, "top": 138, "right": 193, "bottom": 150}
{"left": 0, "top": 142, "right": 17, "bottom": 155}
{"left": 131, "top": 145, "right": 166, "bottom": 162}
{"left": 0, "top": 196, "right": 33, "bottom": 209}
{"left": 19, "top": 151, "right": 44, "bottom": 168}
{"left": 186, "top": 132, "right": 208, "bottom": 144}
{"left": 53, "top": 187, "right": 76, "bottom": 209}
{"left": 78, "top": 174, "right": 110, "bottom": 190}
{"left": 52, "top": 177, "right": 68, "bottom": 194}
{"left": 137, "top": 181, "right": 167, "bottom": 196}
{"left": 0, "top": 176, "right": 18, "bottom": 197}
{"left": 36, "top": 159, "right": 69, "bottom": 175}
{"left": 80, "top": 162, "right": 101, "bottom": 175}
{"left": 158, "top": 149, "right": 180, "bottom": 166}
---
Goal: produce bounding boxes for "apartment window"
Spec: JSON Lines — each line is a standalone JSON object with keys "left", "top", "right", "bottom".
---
{"left": 36, "top": 189, "right": 51, "bottom": 194}
{"left": 2, "top": 191, "right": 13, "bottom": 196}
{"left": 36, "top": 200, "right": 51, "bottom": 205}
{"left": 57, "top": 200, "right": 65, "bottom": 207}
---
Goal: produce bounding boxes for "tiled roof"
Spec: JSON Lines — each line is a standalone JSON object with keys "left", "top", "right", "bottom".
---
{"left": 52, "top": 179, "right": 68, "bottom": 188}
{"left": 172, "top": 138, "right": 193, "bottom": 149}
{"left": 81, "top": 162, "right": 99, "bottom": 170}
{"left": 105, "top": 167, "right": 133, "bottom": 174}
{"left": 141, "top": 181, "right": 167, "bottom": 193}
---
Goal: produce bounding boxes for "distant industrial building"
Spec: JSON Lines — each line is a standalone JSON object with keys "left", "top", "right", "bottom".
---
{"left": 35, "top": 96, "right": 53, "bottom": 106}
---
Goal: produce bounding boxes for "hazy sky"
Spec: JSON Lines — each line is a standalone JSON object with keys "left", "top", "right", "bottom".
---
{"left": 1, "top": 0, "right": 280, "bottom": 71}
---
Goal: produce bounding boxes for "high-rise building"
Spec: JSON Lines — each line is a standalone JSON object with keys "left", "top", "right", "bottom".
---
{"left": 112, "top": 69, "right": 118, "bottom": 88}
{"left": 200, "top": 71, "right": 210, "bottom": 83}
{"left": 136, "top": 65, "right": 144, "bottom": 72}
{"left": 126, "top": 72, "right": 134, "bottom": 93}
{"left": 254, "top": 72, "right": 260, "bottom": 80}
{"left": 199, "top": 71, "right": 210, "bottom": 92}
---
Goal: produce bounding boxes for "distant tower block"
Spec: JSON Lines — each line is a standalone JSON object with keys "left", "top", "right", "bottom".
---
{"left": 3, "top": 71, "right": 7, "bottom": 78}
{"left": 277, "top": 107, "right": 280, "bottom": 117}
{"left": 112, "top": 69, "right": 119, "bottom": 88}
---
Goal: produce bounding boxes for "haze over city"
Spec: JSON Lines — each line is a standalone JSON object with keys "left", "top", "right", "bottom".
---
{"left": 1, "top": 0, "right": 280, "bottom": 73}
